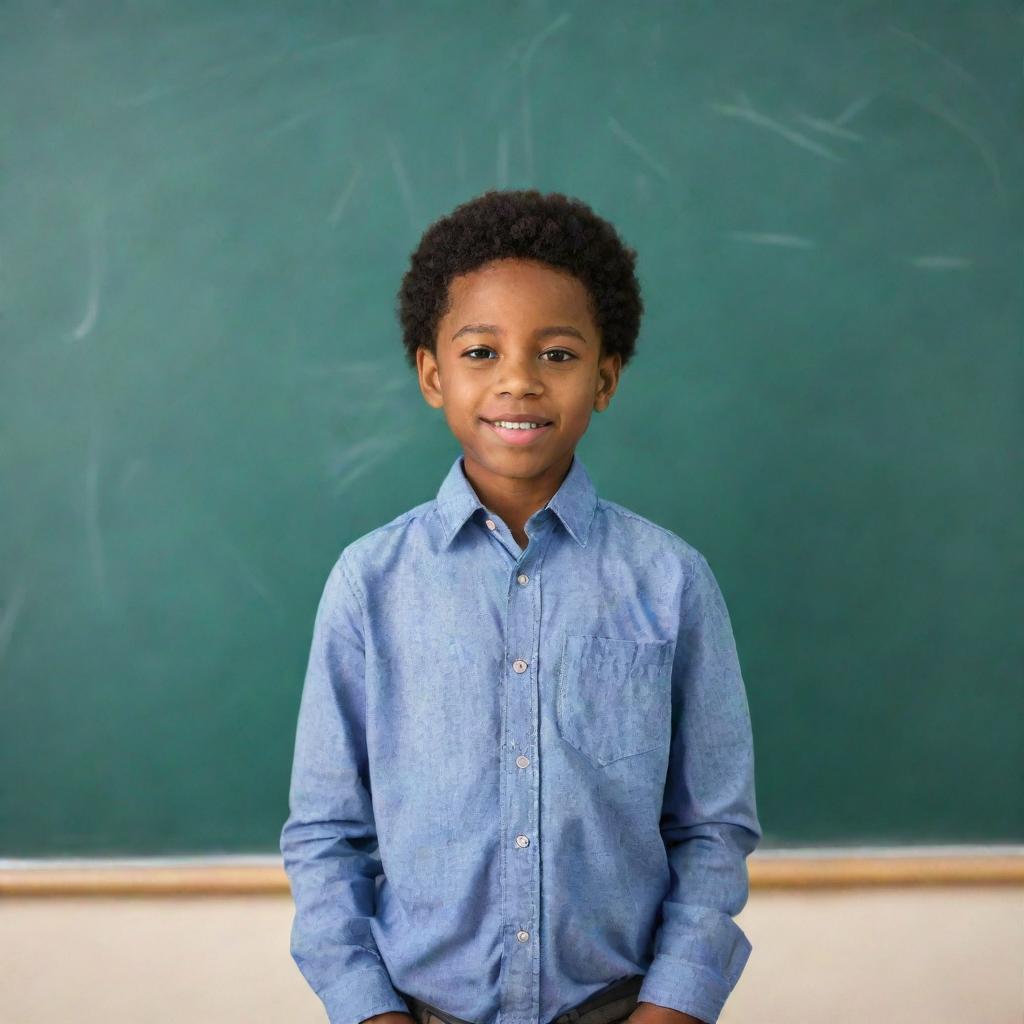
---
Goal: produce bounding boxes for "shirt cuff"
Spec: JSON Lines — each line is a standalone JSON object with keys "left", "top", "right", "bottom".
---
{"left": 319, "top": 965, "right": 410, "bottom": 1024}
{"left": 638, "top": 948, "right": 749, "bottom": 1024}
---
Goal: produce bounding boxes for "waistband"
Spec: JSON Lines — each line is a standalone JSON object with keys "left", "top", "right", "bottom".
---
{"left": 398, "top": 973, "right": 645, "bottom": 1024}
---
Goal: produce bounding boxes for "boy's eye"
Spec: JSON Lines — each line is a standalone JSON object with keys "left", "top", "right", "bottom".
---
{"left": 463, "top": 347, "right": 577, "bottom": 363}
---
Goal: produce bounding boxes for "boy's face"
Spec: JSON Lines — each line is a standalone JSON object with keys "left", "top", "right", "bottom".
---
{"left": 417, "top": 257, "right": 621, "bottom": 488}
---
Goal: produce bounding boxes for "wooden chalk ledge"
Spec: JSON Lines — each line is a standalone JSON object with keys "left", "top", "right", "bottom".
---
{"left": 1, "top": 849, "right": 1022, "bottom": 897}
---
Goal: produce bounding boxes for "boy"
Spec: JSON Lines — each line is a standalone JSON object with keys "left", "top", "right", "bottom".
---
{"left": 280, "top": 189, "right": 761, "bottom": 1024}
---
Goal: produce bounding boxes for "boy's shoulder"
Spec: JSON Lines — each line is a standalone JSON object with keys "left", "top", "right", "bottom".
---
{"left": 336, "top": 498, "right": 436, "bottom": 565}
{"left": 597, "top": 496, "right": 709, "bottom": 572}
{"left": 597, "top": 495, "right": 696, "bottom": 549}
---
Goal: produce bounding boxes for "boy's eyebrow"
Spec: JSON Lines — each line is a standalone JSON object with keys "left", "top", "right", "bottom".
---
{"left": 451, "top": 323, "right": 588, "bottom": 344}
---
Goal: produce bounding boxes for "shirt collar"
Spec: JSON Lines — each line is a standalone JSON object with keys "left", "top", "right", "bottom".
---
{"left": 436, "top": 452, "right": 598, "bottom": 549}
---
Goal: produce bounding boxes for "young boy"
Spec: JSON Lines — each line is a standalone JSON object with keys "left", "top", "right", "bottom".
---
{"left": 280, "top": 189, "right": 761, "bottom": 1024}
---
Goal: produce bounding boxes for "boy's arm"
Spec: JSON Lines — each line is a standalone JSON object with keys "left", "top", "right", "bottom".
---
{"left": 280, "top": 555, "right": 411, "bottom": 1024}
{"left": 634, "top": 551, "right": 763, "bottom": 1024}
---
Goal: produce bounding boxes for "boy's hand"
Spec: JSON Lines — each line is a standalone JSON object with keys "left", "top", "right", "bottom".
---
{"left": 360, "top": 1014, "right": 415, "bottom": 1024}
{"left": 626, "top": 1002, "right": 708, "bottom": 1024}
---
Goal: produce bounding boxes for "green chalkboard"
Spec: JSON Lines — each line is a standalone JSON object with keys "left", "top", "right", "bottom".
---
{"left": 2, "top": 1, "right": 1021, "bottom": 856}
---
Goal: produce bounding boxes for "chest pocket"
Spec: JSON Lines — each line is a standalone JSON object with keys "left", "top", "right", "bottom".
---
{"left": 556, "top": 633, "right": 675, "bottom": 767}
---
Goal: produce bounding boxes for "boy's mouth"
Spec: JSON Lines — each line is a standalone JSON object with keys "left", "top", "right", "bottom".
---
{"left": 480, "top": 417, "right": 554, "bottom": 445}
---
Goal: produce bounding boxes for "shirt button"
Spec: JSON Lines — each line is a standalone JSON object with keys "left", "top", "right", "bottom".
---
{"left": 517, "top": 573, "right": 529, "bottom": 585}
{"left": 512, "top": 659, "right": 528, "bottom": 673}
{"left": 516, "top": 755, "right": 530, "bottom": 768}
{"left": 515, "top": 834, "right": 530, "bottom": 848}
{"left": 516, "top": 930, "right": 530, "bottom": 942}
{"left": 485, "top": 519, "right": 496, "bottom": 530}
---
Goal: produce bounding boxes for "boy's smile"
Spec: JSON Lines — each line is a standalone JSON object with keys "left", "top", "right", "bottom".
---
{"left": 417, "top": 257, "right": 621, "bottom": 545}
{"left": 480, "top": 418, "right": 554, "bottom": 445}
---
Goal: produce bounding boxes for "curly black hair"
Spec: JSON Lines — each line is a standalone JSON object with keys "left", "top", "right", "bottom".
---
{"left": 396, "top": 189, "right": 643, "bottom": 371}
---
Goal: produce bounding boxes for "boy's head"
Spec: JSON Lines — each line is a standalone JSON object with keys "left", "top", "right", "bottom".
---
{"left": 397, "top": 189, "right": 643, "bottom": 486}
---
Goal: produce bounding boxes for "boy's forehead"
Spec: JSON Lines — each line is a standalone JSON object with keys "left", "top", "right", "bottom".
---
{"left": 444, "top": 259, "right": 594, "bottom": 322}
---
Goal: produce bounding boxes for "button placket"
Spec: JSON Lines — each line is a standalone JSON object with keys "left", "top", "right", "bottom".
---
{"left": 500, "top": 521, "right": 551, "bottom": 1021}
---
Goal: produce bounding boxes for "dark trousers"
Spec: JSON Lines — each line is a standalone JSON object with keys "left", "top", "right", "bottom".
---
{"left": 397, "top": 972, "right": 645, "bottom": 1024}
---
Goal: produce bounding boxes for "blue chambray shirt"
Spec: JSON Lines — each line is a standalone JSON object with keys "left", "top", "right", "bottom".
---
{"left": 280, "top": 451, "right": 761, "bottom": 1024}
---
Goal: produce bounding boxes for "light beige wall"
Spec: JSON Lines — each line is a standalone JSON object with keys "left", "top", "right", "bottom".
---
{"left": 1, "top": 887, "right": 1022, "bottom": 1024}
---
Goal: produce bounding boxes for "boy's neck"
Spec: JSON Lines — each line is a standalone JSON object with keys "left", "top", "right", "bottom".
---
{"left": 461, "top": 451, "right": 574, "bottom": 549}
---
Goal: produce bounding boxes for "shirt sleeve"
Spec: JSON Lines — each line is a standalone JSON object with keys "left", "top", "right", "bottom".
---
{"left": 279, "top": 554, "right": 410, "bottom": 1024}
{"left": 637, "top": 550, "right": 763, "bottom": 1024}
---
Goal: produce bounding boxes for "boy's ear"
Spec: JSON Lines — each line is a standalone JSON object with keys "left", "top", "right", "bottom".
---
{"left": 594, "top": 350, "right": 621, "bottom": 413}
{"left": 416, "top": 344, "right": 444, "bottom": 410}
